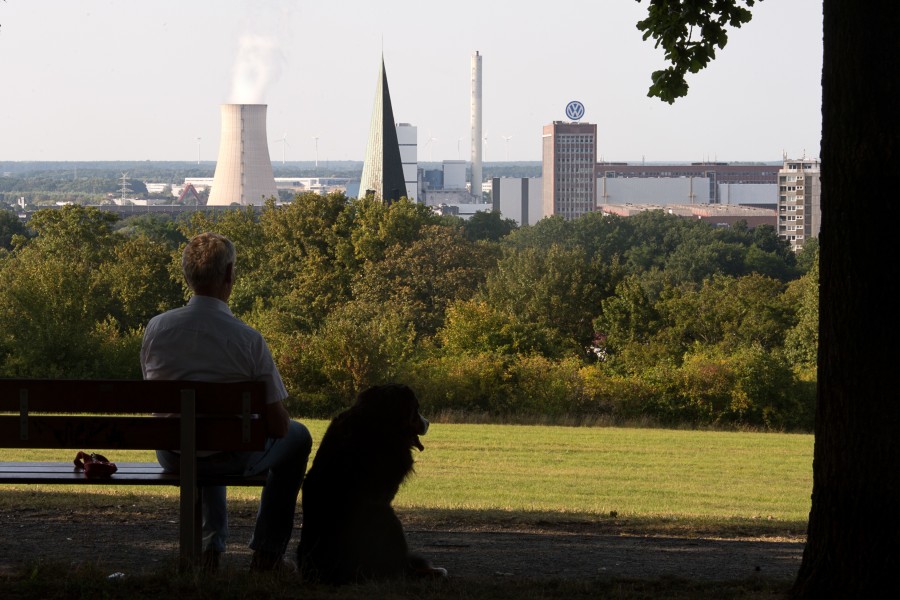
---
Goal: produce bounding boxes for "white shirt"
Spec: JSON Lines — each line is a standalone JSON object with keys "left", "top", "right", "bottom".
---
{"left": 140, "top": 295, "right": 288, "bottom": 405}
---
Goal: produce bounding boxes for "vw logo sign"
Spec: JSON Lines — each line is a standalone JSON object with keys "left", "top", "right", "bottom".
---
{"left": 565, "top": 101, "right": 585, "bottom": 121}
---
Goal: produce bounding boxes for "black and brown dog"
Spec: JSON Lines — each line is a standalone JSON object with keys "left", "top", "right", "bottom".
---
{"left": 297, "top": 384, "right": 447, "bottom": 584}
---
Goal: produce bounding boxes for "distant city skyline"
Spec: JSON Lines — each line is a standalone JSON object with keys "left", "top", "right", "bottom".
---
{"left": 0, "top": 1, "right": 823, "bottom": 163}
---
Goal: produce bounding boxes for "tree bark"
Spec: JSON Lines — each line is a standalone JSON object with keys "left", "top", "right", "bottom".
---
{"left": 793, "top": 0, "right": 900, "bottom": 597}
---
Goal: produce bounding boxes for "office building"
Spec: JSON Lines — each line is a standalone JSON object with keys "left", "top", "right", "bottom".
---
{"left": 542, "top": 121, "right": 597, "bottom": 220}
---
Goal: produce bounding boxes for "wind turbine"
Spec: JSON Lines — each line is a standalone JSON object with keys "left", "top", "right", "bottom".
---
{"left": 425, "top": 132, "right": 438, "bottom": 162}
{"left": 502, "top": 135, "right": 513, "bottom": 161}
{"left": 276, "top": 132, "right": 290, "bottom": 165}
{"left": 312, "top": 136, "right": 320, "bottom": 169}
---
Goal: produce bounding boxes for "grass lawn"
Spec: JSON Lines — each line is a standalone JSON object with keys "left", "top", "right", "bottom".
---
{"left": 1, "top": 421, "right": 812, "bottom": 599}
{"left": 0, "top": 420, "right": 813, "bottom": 532}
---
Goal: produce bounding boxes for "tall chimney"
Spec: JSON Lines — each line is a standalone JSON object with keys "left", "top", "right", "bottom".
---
{"left": 470, "top": 51, "right": 482, "bottom": 200}
{"left": 208, "top": 104, "right": 277, "bottom": 206}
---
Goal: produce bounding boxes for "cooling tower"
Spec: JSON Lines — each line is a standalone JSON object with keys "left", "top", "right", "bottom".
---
{"left": 208, "top": 104, "right": 277, "bottom": 206}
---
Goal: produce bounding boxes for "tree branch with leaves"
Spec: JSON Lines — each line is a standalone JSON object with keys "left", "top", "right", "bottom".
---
{"left": 635, "top": 0, "right": 760, "bottom": 103}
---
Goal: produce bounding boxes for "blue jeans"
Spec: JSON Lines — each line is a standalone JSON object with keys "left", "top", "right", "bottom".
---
{"left": 156, "top": 420, "right": 312, "bottom": 555}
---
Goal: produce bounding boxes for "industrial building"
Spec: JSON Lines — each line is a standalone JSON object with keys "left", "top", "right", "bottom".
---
{"left": 422, "top": 160, "right": 478, "bottom": 206}
{"left": 396, "top": 123, "right": 419, "bottom": 202}
{"left": 596, "top": 162, "right": 780, "bottom": 206}
{"left": 599, "top": 203, "right": 777, "bottom": 229}
{"left": 491, "top": 177, "right": 543, "bottom": 226}
{"left": 596, "top": 170, "right": 777, "bottom": 207}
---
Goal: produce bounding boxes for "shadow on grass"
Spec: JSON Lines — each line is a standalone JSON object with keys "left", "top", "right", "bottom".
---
{"left": 0, "top": 487, "right": 804, "bottom": 597}
{"left": 2, "top": 561, "right": 792, "bottom": 600}
{"left": 0, "top": 488, "right": 808, "bottom": 540}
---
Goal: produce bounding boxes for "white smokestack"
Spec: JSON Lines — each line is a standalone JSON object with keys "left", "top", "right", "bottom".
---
{"left": 470, "top": 51, "right": 483, "bottom": 199}
{"left": 208, "top": 104, "right": 277, "bottom": 206}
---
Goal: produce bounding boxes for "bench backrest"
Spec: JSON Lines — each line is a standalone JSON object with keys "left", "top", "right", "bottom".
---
{"left": 0, "top": 379, "right": 268, "bottom": 452}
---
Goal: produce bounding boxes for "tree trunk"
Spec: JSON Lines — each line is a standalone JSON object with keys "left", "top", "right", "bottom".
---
{"left": 793, "top": 0, "right": 900, "bottom": 597}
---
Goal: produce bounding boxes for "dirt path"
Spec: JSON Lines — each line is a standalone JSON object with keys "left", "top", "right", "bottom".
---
{"left": 0, "top": 506, "right": 804, "bottom": 582}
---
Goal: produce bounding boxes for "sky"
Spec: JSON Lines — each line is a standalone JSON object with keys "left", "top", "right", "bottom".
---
{"left": 0, "top": 0, "right": 823, "bottom": 164}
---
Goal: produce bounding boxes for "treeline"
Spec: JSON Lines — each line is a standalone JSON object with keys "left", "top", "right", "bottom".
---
{"left": 0, "top": 171, "right": 171, "bottom": 205}
{"left": 0, "top": 196, "right": 818, "bottom": 430}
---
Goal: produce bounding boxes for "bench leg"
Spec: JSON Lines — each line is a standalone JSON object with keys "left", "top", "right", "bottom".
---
{"left": 178, "top": 389, "right": 201, "bottom": 570}
{"left": 179, "top": 482, "right": 202, "bottom": 570}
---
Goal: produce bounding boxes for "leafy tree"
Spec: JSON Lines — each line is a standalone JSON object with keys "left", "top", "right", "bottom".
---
{"left": 258, "top": 193, "right": 355, "bottom": 333}
{"left": 0, "top": 210, "right": 27, "bottom": 250}
{"left": 750, "top": 223, "right": 794, "bottom": 262}
{"left": 594, "top": 272, "right": 666, "bottom": 354}
{"left": 482, "top": 244, "right": 623, "bottom": 355}
{"left": 655, "top": 273, "right": 791, "bottom": 354}
{"left": 462, "top": 210, "right": 518, "bottom": 242}
{"left": 349, "top": 197, "right": 440, "bottom": 265}
{"left": 502, "top": 215, "right": 572, "bottom": 252}
{"left": 352, "top": 224, "right": 493, "bottom": 338}
{"left": 663, "top": 237, "right": 745, "bottom": 283}
{"left": 742, "top": 244, "right": 794, "bottom": 281}
{"left": 621, "top": 210, "right": 696, "bottom": 273}
{"left": 406, "top": 352, "right": 511, "bottom": 415}
{"left": 793, "top": 237, "right": 819, "bottom": 274}
{"left": 25, "top": 205, "right": 118, "bottom": 266}
{"left": 505, "top": 355, "right": 593, "bottom": 417}
{"left": 302, "top": 300, "right": 417, "bottom": 411}
{"left": 127, "top": 179, "right": 148, "bottom": 195}
{"left": 569, "top": 211, "right": 634, "bottom": 263}
{"left": 115, "top": 213, "right": 186, "bottom": 249}
{"left": 0, "top": 246, "right": 128, "bottom": 377}
{"left": 98, "top": 235, "right": 184, "bottom": 330}
{"left": 438, "top": 299, "right": 566, "bottom": 358}
{"left": 712, "top": 221, "right": 797, "bottom": 280}
{"left": 783, "top": 256, "right": 818, "bottom": 371}
{"left": 0, "top": 205, "right": 181, "bottom": 377}
{"left": 675, "top": 343, "right": 800, "bottom": 428}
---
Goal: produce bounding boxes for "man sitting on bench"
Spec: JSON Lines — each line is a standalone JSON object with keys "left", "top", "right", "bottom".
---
{"left": 141, "top": 231, "right": 312, "bottom": 572}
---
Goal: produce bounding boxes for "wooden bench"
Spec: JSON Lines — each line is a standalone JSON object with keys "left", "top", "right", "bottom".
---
{"left": 0, "top": 378, "right": 269, "bottom": 568}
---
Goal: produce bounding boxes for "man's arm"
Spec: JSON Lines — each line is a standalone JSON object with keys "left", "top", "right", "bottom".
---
{"left": 265, "top": 400, "right": 291, "bottom": 438}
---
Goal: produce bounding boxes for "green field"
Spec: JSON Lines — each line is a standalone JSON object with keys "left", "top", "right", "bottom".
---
{"left": 1, "top": 420, "right": 813, "bottom": 526}
{"left": 1, "top": 422, "right": 812, "bottom": 598}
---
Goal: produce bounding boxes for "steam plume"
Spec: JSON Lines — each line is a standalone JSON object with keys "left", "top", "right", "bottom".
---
{"left": 228, "top": 34, "right": 284, "bottom": 104}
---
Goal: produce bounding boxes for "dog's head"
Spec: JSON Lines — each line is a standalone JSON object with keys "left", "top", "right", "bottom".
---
{"left": 353, "top": 384, "right": 429, "bottom": 451}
